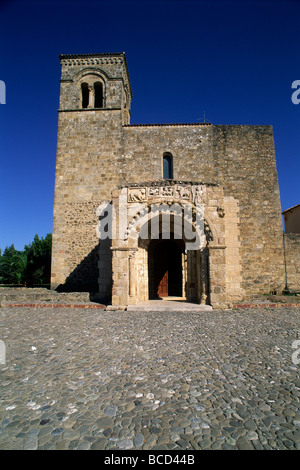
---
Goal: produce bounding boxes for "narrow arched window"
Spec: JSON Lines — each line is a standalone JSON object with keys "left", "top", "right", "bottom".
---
{"left": 94, "top": 82, "right": 103, "bottom": 108}
{"left": 81, "top": 83, "right": 89, "bottom": 108}
{"left": 163, "top": 153, "right": 173, "bottom": 179}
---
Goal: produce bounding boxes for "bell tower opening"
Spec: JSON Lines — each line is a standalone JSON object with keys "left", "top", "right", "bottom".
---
{"left": 94, "top": 81, "right": 103, "bottom": 108}
{"left": 81, "top": 82, "right": 89, "bottom": 108}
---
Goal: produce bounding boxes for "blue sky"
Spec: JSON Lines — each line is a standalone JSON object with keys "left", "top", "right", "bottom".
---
{"left": 0, "top": 0, "right": 299, "bottom": 251}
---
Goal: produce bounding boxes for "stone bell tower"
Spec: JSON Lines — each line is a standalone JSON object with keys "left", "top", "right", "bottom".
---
{"left": 57, "top": 52, "right": 132, "bottom": 124}
{"left": 51, "top": 53, "right": 132, "bottom": 292}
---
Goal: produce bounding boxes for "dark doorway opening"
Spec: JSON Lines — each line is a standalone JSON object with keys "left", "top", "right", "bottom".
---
{"left": 149, "top": 239, "right": 183, "bottom": 298}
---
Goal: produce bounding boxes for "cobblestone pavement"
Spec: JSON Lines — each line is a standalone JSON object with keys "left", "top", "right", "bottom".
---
{"left": 0, "top": 306, "right": 300, "bottom": 450}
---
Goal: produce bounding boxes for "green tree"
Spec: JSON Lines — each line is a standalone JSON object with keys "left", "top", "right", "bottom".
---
{"left": 0, "top": 234, "right": 52, "bottom": 286}
{"left": 24, "top": 233, "right": 52, "bottom": 286}
{"left": 14, "top": 252, "right": 28, "bottom": 284}
{"left": 0, "top": 245, "right": 27, "bottom": 284}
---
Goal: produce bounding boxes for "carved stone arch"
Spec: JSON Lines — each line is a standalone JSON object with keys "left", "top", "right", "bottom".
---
{"left": 73, "top": 67, "right": 110, "bottom": 82}
{"left": 125, "top": 201, "right": 214, "bottom": 251}
{"left": 125, "top": 204, "right": 149, "bottom": 241}
{"left": 193, "top": 204, "right": 218, "bottom": 246}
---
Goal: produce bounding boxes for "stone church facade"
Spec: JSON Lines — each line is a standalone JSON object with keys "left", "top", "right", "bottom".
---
{"left": 51, "top": 52, "right": 286, "bottom": 308}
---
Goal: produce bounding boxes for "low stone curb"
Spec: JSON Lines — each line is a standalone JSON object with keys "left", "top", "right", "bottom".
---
{"left": 0, "top": 302, "right": 106, "bottom": 309}
{"left": 232, "top": 303, "right": 300, "bottom": 308}
{"left": 1, "top": 301, "right": 299, "bottom": 310}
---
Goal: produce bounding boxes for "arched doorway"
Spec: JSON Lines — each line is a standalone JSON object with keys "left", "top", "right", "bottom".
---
{"left": 149, "top": 239, "right": 184, "bottom": 299}
{"left": 110, "top": 183, "right": 234, "bottom": 308}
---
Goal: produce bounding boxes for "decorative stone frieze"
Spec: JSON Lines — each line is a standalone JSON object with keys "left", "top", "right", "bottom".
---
{"left": 127, "top": 183, "right": 205, "bottom": 204}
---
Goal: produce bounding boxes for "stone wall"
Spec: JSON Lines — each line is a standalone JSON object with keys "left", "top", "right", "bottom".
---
{"left": 212, "top": 125, "right": 285, "bottom": 296}
{"left": 284, "top": 233, "right": 300, "bottom": 292}
{"left": 122, "top": 124, "right": 285, "bottom": 296}
{"left": 283, "top": 205, "right": 300, "bottom": 233}
{"left": 51, "top": 109, "right": 123, "bottom": 290}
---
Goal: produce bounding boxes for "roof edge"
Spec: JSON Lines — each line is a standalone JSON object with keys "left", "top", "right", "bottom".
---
{"left": 59, "top": 52, "right": 125, "bottom": 59}
{"left": 58, "top": 52, "right": 132, "bottom": 97}
{"left": 123, "top": 122, "right": 212, "bottom": 127}
{"left": 282, "top": 203, "right": 300, "bottom": 214}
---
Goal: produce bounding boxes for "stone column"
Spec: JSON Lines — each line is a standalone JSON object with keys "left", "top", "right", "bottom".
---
{"left": 128, "top": 249, "right": 137, "bottom": 300}
{"left": 186, "top": 250, "right": 198, "bottom": 302}
{"left": 200, "top": 248, "right": 208, "bottom": 305}
{"left": 182, "top": 252, "right": 187, "bottom": 299}
{"left": 88, "top": 85, "right": 94, "bottom": 108}
{"left": 111, "top": 247, "right": 130, "bottom": 307}
{"left": 196, "top": 250, "right": 201, "bottom": 304}
{"left": 208, "top": 245, "right": 226, "bottom": 308}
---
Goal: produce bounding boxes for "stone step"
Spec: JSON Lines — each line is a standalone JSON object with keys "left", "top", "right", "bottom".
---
{"left": 0, "top": 288, "right": 91, "bottom": 302}
{"left": 126, "top": 300, "right": 213, "bottom": 312}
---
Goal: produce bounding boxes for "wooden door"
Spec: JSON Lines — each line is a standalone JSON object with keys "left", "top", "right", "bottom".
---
{"left": 155, "top": 242, "right": 169, "bottom": 297}
{"left": 158, "top": 269, "right": 168, "bottom": 297}
{"left": 152, "top": 240, "right": 183, "bottom": 298}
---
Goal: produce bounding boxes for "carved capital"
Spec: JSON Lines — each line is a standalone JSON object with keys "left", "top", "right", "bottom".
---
{"left": 217, "top": 207, "right": 225, "bottom": 218}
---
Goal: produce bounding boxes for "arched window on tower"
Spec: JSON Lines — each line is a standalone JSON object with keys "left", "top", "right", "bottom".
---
{"left": 81, "top": 83, "right": 89, "bottom": 109}
{"left": 163, "top": 153, "right": 173, "bottom": 179}
{"left": 94, "top": 82, "right": 103, "bottom": 108}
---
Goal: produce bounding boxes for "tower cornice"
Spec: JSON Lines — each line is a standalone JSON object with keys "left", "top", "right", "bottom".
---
{"left": 59, "top": 52, "right": 132, "bottom": 97}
